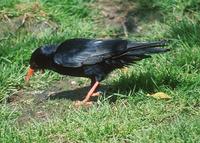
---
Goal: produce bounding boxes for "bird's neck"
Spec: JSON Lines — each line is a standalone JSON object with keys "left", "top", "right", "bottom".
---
{"left": 41, "top": 44, "right": 59, "bottom": 56}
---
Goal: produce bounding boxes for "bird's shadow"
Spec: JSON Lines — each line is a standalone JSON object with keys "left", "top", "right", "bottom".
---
{"left": 48, "top": 85, "right": 112, "bottom": 102}
{"left": 47, "top": 69, "right": 179, "bottom": 102}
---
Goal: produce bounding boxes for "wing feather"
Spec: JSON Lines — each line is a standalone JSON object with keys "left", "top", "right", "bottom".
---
{"left": 54, "top": 38, "right": 127, "bottom": 67}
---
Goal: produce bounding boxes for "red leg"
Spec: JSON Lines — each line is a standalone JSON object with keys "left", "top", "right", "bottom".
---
{"left": 82, "top": 81, "right": 99, "bottom": 102}
{"left": 75, "top": 81, "right": 100, "bottom": 106}
{"left": 90, "top": 78, "right": 101, "bottom": 97}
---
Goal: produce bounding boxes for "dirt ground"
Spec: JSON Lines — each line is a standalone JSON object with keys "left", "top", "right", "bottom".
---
{"left": 93, "top": 0, "right": 162, "bottom": 37}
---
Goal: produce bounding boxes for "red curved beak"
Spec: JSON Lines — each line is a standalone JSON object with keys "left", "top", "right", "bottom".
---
{"left": 25, "top": 67, "right": 34, "bottom": 82}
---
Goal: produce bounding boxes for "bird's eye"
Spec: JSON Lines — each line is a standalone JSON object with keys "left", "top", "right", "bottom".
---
{"left": 30, "top": 62, "right": 39, "bottom": 69}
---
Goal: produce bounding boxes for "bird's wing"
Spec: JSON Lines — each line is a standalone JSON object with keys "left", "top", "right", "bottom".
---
{"left": 54, "top": 38, "right": 128, "bottom": 67}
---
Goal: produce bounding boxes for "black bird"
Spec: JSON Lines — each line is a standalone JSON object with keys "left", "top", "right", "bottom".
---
{"left": 25, "top": 38, "right": 169, "bottom": 105}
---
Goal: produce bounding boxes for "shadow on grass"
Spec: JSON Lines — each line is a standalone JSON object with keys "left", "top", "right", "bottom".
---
{"left": 48, "top": 85, "right": 109, "bottom": 102}
{"left": 48, "top": 69, "right": 181, "bottom": 102}
{"left": 111, "top": 69, "right": 181, "bottom": 93}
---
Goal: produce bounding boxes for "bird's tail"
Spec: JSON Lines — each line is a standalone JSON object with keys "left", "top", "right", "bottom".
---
{"left": 107, "top": 40, "right": 170, "bottom": 68}
{"left": 127, "top": 40, "right": 170, "bottom": 55}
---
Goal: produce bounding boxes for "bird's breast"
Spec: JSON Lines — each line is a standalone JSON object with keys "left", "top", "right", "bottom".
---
{"left": 51, "top": 64, "right": 86, "bottom": 77}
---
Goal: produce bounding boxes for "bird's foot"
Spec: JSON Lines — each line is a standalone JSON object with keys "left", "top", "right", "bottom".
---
{"left": 91, "top": 91, "right": 103, "bottom": 97}
{"left": 74, "top": 101, "right": 93, "bottom": 107}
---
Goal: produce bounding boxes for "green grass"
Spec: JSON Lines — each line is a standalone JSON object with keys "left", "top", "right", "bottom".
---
{"left": 0, "top": 0, "right": 200, "bottom": 142}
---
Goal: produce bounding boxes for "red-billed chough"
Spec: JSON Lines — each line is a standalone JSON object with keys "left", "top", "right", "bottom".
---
{"left": 25, "top": 38, "right": 169, "bottom": 105}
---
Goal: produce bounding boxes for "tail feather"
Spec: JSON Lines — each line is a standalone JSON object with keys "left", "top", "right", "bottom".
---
{"left": 127, "top": 40, "right": 168, "bottom": 50}
{"left": 126, "top": 47, "right": 170, "bottom": 56}
{"left": 126, "top": 40, "right": 170, "bottom": 54}
{"left": 106, "top": 40, "right": 170, "bottom": 68}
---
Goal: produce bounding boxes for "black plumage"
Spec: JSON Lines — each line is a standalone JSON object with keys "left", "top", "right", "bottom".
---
{"left": 26, "top": 38, "right": 169, "bottom": 104}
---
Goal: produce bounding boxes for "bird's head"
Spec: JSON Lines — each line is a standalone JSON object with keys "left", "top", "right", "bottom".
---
{"left": 25, "top": 44, "right": 58, "bottom": 82}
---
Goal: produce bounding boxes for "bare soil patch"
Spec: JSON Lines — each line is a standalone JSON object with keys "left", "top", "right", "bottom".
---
{"left": 0, "top": 1, "right": 58, "bottom": 40}
{"left": 92, "top": 0, "right": 163, "bottom": 36}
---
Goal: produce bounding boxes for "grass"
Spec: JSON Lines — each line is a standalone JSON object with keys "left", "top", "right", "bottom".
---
{"left": 0, "top": 0, "right": 200, "bottom": 142}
